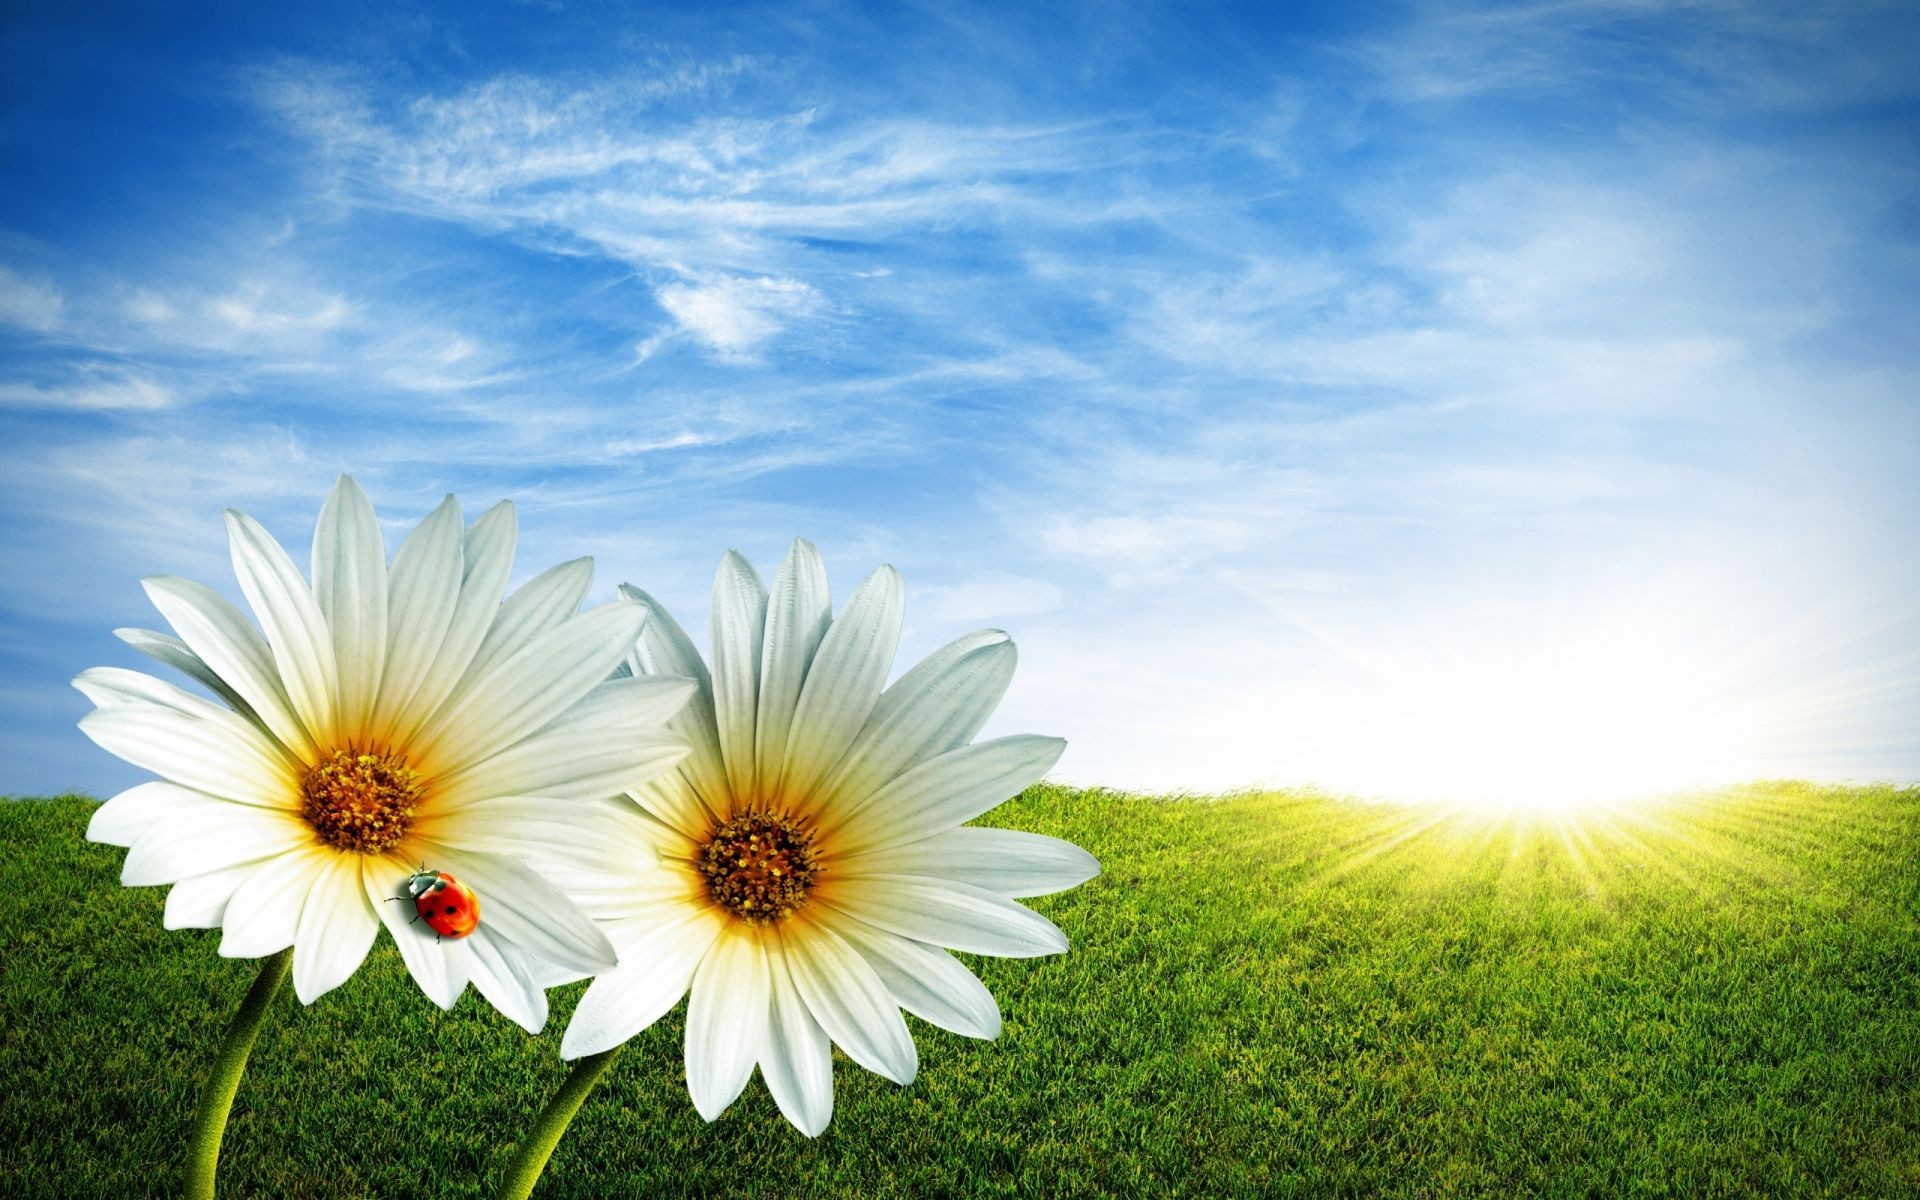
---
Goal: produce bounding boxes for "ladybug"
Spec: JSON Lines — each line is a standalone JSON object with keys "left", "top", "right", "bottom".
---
{"left": 392, "top": 868, "right": 481, "bottom": 940}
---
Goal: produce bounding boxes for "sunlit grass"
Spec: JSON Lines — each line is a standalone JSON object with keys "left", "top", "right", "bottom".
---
{"left": 3, "top": 782, "right": 1916, "bottom": 1197}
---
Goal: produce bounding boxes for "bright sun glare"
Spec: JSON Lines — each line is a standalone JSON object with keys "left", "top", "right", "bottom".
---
{"left": 1261, "top": 567, "right": 1809, "bottom": 812}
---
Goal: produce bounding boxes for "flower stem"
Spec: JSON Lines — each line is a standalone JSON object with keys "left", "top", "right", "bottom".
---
{"left": 184, "top": 947, "right": 292, "bottom": 1200}
{"left": 493, "top": 1047, "right": 624, "bottom": 1200}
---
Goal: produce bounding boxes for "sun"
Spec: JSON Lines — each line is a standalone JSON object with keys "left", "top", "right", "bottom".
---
{"left": 1264, "top": 580, "right": 1777, "bottom": 813}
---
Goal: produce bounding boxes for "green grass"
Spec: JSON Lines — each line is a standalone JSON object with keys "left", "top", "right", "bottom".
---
{"left": 4, "top": 783, "right": 1917, "bottom": 1198}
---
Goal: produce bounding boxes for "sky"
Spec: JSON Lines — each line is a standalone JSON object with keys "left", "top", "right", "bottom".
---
{"left": 2, "top": 0, "right": 1916, "bottom": 802}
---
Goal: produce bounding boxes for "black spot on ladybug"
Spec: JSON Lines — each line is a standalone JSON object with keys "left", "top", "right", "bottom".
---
{"left": 445, "top": 904, "right": 458, "bottom": 914}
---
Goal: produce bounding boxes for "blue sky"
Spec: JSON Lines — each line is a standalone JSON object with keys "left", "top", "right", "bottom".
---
{"left": 3, "top": 0, "right": 1916, "bottom": 800}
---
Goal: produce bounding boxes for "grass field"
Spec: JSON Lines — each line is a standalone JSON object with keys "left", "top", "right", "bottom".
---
{"left": 3, "top": 783, "right": 1917, "bottom": 1198}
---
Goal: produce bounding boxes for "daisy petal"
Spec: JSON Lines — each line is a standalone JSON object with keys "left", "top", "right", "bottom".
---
{"left": 88, "top": 781, "right": 205, "bottom": 847}
{"left": 462, "top": 556, "right": 593, "bottom": 686}
{"left": 226, "top": 508, "right": 339, "bottom": 747}
{"left": 141, "top": 575, "right": 318, "bottom": 761}
{"left": 820, "top": 735, "right": 1066, "bottom": 855}
{"left": 78, "top": 704, "right": 296, "bottom": 807}
{"left": 113, "top": 627, "right": 263, "bottom": 730}
{"left": 684, "top": 928, "right": 769, "bottom": 1120}
{"left": 827, "top": 912, "right": 1002, "bottom": 1039}
{"left": 395, "top": 501, "right": 516, "bottom": 735}
{"left": 120, "top": 799, "right": 306, "bottom": 886}
{"left": 220, "top": 848, "right": 330, "bottom": 958}
{"left": 762, "top": 936, "right": 835, "bottom": 1136}
{"left": 466, "top": 926, "right": 549, "bottom": 1033}
{"left": 621, "top": 584, "right": 729, "bottom": 823}
{"left": 413, "top": 796, "right": 655, "bottom": 875}
{"left": 816, "top": 630, "right": 1015, "bottom": 819}
{"left": 415, "top": 842, "right": 618, "bottom": 975}
{"left": 709, "top": 552, "right": 768, "bottom": 807}
{"left": 561, "top": 906, "right": 726, "bottom": 1059}
{"left": 432, "top": 728, "right": 689, "bottom": 809}
{"left": 365, "top": 855, "right": 470, "bottom": 1010}
{"left": 412, "top": 601, "right": 647, "bottom": 775}
{"left": 838, "top": 827, "right": 1101, "bottom": 898}
{"left": 779, "top": 565, "right": 903, "bottom": 803}
{"left": 782, "top": 917, "right": 918, "bottom": 1085}
{"left": 822, "top": 875, "right": 1068, "bottom": 959}
{"left": 72, "top": 668, "right": 300, "bottom": 785}
{"left": 310, "top": 475, "right": 387, "bottom": 735}
{"left": 371, "top": 495, "right": 463, "bottom": 744}
{"left": 537, "top": 675, "right": 703, "bottom": 737}
{"left": 164, "top": 864, "right": 254, "bottom": 930}
{"left": 293, "top": 855, "right": 379, "bottom": 1002}
{"left": 756, "top": 539, "right": 831, "bottom": 789}
{"left": 429, "top": 677, "right": 695, "bottom": 808}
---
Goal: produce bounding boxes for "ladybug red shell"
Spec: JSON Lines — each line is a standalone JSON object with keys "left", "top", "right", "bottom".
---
{"left": 401, "top": 869, "right": 480, "bottom": 940}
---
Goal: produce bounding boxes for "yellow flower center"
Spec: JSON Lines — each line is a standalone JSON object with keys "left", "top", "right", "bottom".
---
{"left": 698, "top": 812, "right": 821, "bottom": 923}
{"left": 300, "top": 749, "right": 422, "bottom": 854}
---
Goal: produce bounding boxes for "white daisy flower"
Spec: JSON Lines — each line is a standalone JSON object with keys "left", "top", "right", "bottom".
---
{"left": 559, "top": 540, "right": 1098, "bottom": 1135}
{"left": 77, "top": 476, "right": 696, "bottom": 1032}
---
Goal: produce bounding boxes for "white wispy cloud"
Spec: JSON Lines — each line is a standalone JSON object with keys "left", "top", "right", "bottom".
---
{"left": 0, "top": 265, "right": 63, "bottom": 332}
{"left": 652, "top": 274, "right": 825, "bottom": 361}
{"left": 0, "top": 374, "right": 174, "bottom": 411}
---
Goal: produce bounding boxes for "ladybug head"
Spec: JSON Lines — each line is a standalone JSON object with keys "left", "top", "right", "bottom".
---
{"left": 401, "top": 868, "right": 442, "bottom": 899}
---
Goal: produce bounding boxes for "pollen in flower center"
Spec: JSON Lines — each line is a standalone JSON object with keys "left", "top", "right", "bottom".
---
{"left": 300, "top": 748, "right": 422, "bottom": 854}
{"left": 698, "top": 812, "right": 821, "bottom": 923}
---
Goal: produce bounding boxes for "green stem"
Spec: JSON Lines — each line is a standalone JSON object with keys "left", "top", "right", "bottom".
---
{"left": 184, "top": 947, "right": 292, "bottom": 1200}
{"left": 493, "top": 1048, "right": 624, "bottom": 1200}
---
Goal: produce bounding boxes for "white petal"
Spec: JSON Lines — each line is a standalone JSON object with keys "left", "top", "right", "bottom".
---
{"left": 87, "top": 781, "right": 204, "bottom": 847}
{"left": 395, "top": 501, "right": 516, "bottom": 737}
{"left": 463, "top": 556, "right": 593, "bottom": 686}
{"left": 838, "top": 827, "right": 1100, "bottom": 898}
{"left": 756, "top": 539, "right": 831, "bottom": 790}
{"left": 310, "top": 475, "right": 387, "bottom": 736}
{"left": 164, "top": 864, "right": 255, "bottom": 930}
{"left": 371, "top": 495, "right": 463, "bottom": 745}
{"left": 709, "top": 552, "right": 767, "bottom": 808}
{"left": 533, "top": 674, "right": 701, "bottom": 738}
{"left": 560, "top": 905, "right": 726, "bottom": 1059}
{"left": 684, "top": 928, "right": 769, "bottom": 1120}
{"left": 113, "top": 627, "right": 263, "bottom": 730}
{"left": 220, "top": 848, "right": 330, "bottom": 958}
{"left": 620, "top": 584, "right": 729, "bottom": 824}
{"left": 365, "top": 854, "right": 470, "bottom": 1010}
{"left": 413, "top": 796, "right": 656, "bottom": 880}
{"left": 433, "top": 729, "right": 690, "bottom": 809}
{"left": 78, "top": 704, "right": 297, "bottom": 807}
{"left": 821, "top": 875, "right": 1068, "bottom": 959}
{"left": 465, "top": 925, "right": 549, "bottom": 1033}
{"left": 120, "top": 798, "right": 307, "bottom": 886}
{"left": 292, "top": 855, "right": 379, "bottom": 1002}
{"left": 71, "top": 666, "right": 296, "bottom": 783}
{"left": 821, "top": 735, "right": 1066, "bottom": 856}
{"left": 782, "top": 917, "right": 917, "bottom": 1085}
{"left": 429, "top": 677, "right": 696, "bottom": 808}
{"left": 413, "top": 841, "right": 617, "bottom": 975}
{"left": 627, "top": 776, "right": 713, "bottom": 844}
{"left": 816, "top": 630, "right": 1015, "bottom": 820}
{"left": 226, "top": 508, "right": 339, "bottom": 746}
{"left": 778, "top": 565, "right": 904, "bottom": 803}
{"left": 826, "top": 911, "right": 1002, "bottom": 1040}
{"left": 72, "top": 668, "right": 301, "bottom": 786}
{"left": 141, "top": 575, "right": 318, "bottom": 761}
{"left": 761, "top": 934, "right": 835, "bottom": 1136}
{"left": 411, "top": 601, "right": 647, "bottom": 777}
